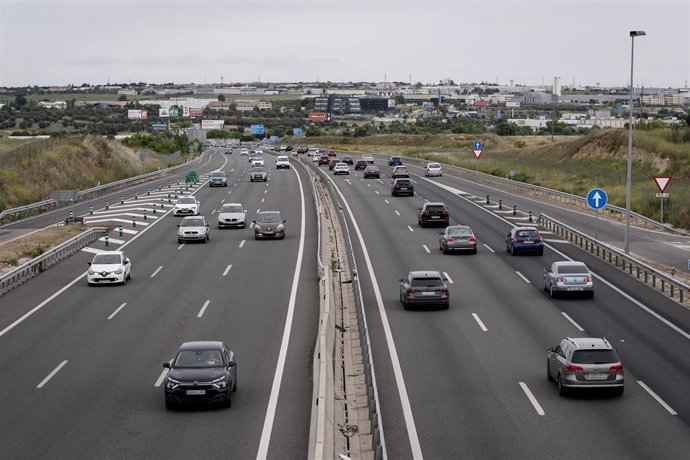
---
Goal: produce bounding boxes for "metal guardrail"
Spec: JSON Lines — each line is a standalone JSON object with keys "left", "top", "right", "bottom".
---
{"left": 0, "top": 226, "right": 107, "bottom": 296}
{"left": 538, "top": 213, "right": 689, "bottom": 305}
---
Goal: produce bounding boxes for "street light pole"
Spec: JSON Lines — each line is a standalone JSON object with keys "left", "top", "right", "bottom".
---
{"left": 625, "top": 30, "right": 645, "bottom": 255}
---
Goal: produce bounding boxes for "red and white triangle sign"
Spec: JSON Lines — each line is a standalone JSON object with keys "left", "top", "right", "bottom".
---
{"left": 653, "top": 176, "right": 671, "bottom": 193}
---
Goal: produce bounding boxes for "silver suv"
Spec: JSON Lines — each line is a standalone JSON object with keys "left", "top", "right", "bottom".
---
{"left": 547, "top": 337, "right": 624, "bottom": 396}
{"left": 399, "top": 271, "right": 449, "bottom": 310}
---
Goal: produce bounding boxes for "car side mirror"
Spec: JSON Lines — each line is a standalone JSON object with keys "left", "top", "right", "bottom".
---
{"left": 163, "top": 362, "right": 171, "bottom": 369}
{"left": 227, "top": 361, "right": 237, "bottom": 368}
{"left": 124, "top": 259, "right": 130, "bottom": 265}
{"left": 440, "top": 232, "right": 444, "bottom": 235}
{"left": 398, "top": 278, "right": 404, "bottom": 283}
{"left": 252, "top": 220, "right": 256, "bottom": 224}
{"left": 283, "top": 220, "right": 286, "bottom": 223}
{"left": 177, "top": 224, "right": 180, "bottom": 227}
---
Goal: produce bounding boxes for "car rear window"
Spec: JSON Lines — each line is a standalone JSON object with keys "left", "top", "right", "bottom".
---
{"left": 425, "top": 205, "right": 446, "bottom": 212}
{"left": 558, "top": 265, "right": 589, "bottom": 274}
{"left": 516, "top": 230, "right": 539, "bottom": 238}
{"left": 395, "top": 180, "right": 411, "bottom": 186}
{"left": 411, "top": 277, "right": 444, "bottom": 287}
{"left": 449, "top": 228, "right": 472, "bottom": 237}
{"left": 571, "top": 350, "right": 619, "bottom": 364}
{"left": 428, "top": 163, "right": 441, "bottom": 168}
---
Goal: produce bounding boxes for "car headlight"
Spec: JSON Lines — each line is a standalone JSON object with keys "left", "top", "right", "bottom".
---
{"left": 114, "top": 268, "right": 124, "bottom": 274}
{"left": 255, "top": 224, "right": 262, "bottom": 231}
{"left": 88, "top": 269, "right": 95, "bottom": 275}
{"left": 277, "top": 224, "right": 285, "bottom": 231}
{"left": 166, "top": 377, "right": 180, "bottom": 389}
{"left": 211, "top": 376, "right": 228, "bottom": 389}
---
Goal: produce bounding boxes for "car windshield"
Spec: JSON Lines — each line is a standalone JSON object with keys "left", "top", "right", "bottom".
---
{"left": 181, "top": 218, "right": 204, "bottom": 227}
{"left": 448, "top": 228, "right": 472, "bottom": 237}
{"left": 571, "top": 350, "right": 619, "bottom": 364}
{"left": 277, "top": 157, "right": 288, "bottom": 161}
{"left": 92, "top": 254, "right": 121, "bottom": 264}
{"left": 256, "top": 212, "right": 282, "bottom": 224}
{"left": 558, "top": 265, "right": 589, "bottom": 274}
{"left": 210, "top": 172, "right": 225, "bottom": 178}
{"left": 516, "top": 230, "right": 539, "bottom": 238}
{"left": 174, "top": 350, "right": 224, "bottom": 368}
{"left": 178, "top": 197, "right": 196, "bottom": 204}
{"left": 221, "top": 205, "right": 243, "bottom": 213}
{"left": 411, "top": 277, "right": 444, "bottom": 287}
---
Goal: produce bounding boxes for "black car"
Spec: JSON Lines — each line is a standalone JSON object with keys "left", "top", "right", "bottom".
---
{"left": 342, "top": 156, "right": 354, "bottom": 165}
{"left": 163, "top": 341, "right": 237, "bottom": 409}
{"left": 253, "top": 210, "right": 286, "bottom": 239}
{"left": 388, "top": 156, "right": 403, "bottom": 166}
{"left": 364, "top": 165, "right": 380, "bottom": 178}
{"left": 418, "top": 202, "right": 449, "bottom": 227}
{"left": 391, "top": 178, "right": 414, "bottom": 196}
{"left": 355, "top": 160, "right": 368, "bottom": 171}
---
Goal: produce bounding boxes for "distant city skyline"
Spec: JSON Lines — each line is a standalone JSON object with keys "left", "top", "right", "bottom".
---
{"left": 1, "top": 0, "right": 688, "bottom": 88}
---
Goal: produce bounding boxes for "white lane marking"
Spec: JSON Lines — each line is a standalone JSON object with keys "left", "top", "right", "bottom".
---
{"left": 345, "top": 179, "right": 352, "bottom": 185}
{"left": 212, "top": 210, "right": 216, "bottom": 215}
{"left": 519, "top": 382, "right": 545, "bottom": 416}
{"left": 221, "top": 198, "right": 225, "bottom": 203}
{"left": 375, "top": 190, "right": 380, "bottom": 195}
{"left": 239, "top": 240, "right": 246, "bottom": 248}
{"left": 376, "top": 179, "right": 384, "bottom": 185}
{"left": 249, "top": 222, "right": 255, "bottom": 229}
{"left": 150, "top": 266, "right": 163, "bottom": 278}
{"left": 154, "top": 368, "right": 168, "bottom": 387}
{"left": 37, "top": 360, "right": 68, "bottom": 389}
{"left": 98, "top": 237, "right": 125, "bottom": 245}
{"left": 323, "top": 171, "right": 416, "bottom": 459}
{"left": 561, "top": 312, "right": 585, "bottom": 331}
{"left": 177, "top": 243, "right": 185, "bottom": 250}
{"left": 81, "top": 247, "right": 106, "bottom": 254}
{"left": 384, "top": 199, "right": 390, "bottom": 204}
{"left": 107, "top": 303, "right": 127, "bottom": 320}
{"left": 543, "top": 239, "right": 568, "bottom": 243}
{"left": 257, "top": 158, "right": 306, "bottom": 459}
{"left": 197, "top": 300, "right": 211, "bottom": 318}
{"left": 515, "top": 271, "right": 531, "bottom": 284}
{"left": 367, "top": 183, "right": 372, "bottom": 187}
{"left": 261, "top": 198, "right": 265, "bottom": 203}
{"left": 472, "top": 313, "right": 488, "bottom": 332}
{"left": 483, "top": 244, "right": 495, "bottom": 253}
{"left": 265, "top": 189, "right": 268, "bottom": 194}
{"left": 407, "top": 225, "right": 414, "bottom": 232}
{"left": 637, "top": 381, "right": 678, "bottom": 415}
{"left": 222, "top": 264, "right": 232, "bottom": 276}
{"left": 228, "top": 190, "right": 232, "bottom": 194}
{"left": 257, "top": 208, "right": 261, "bottom": 213}
{"left": 422, "top": 245, "right": 430, "bottom": 253}
{"left": 443, "top": 272, "right": 454, "bottom": 284}
{"left": 394, "top": 210, "right": 400, "bottom": 216}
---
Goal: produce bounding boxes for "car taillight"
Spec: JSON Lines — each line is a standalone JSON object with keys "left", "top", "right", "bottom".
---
{"left": 584, "top": 276, "right": 592, "bottom": 283}
{"left": 609, "top": 364, "right": 624, "bottom": 373}
{"left": 445, "top": 237, "right": 454, "bottom": 243}
{"left": 468, "top": 237, "right": 476, "bottom": 242}
{"left": 440, "top": 287, "right": 448, "bottom": 293}
{"left": 566, "top": 364, "right": 584, "bottom": 372}
{"left": 536, "top": 236, "right": 543, "bottom": 243}
{"left": 406, "top": 288, "right": 415, "bottom": 294}
{"left": 557, "top": 276, "right": 567, "bottom": 283}
{"left": 513, "top": 237, "right": 520, "bottom": 242}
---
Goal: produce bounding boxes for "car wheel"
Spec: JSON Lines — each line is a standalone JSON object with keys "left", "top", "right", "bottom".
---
{"left": 612, "top": 387, "right": 624, "bottom": 397}
{"left": 588, "top": 291, "right": 595, "bottom": 299}
{"left": 122, "top": 275, "right": 127, "bottom": 285}
{"left": 442, "top": 245, "right": 448, "bottom": 255}
{"left": 165, "top": 400, "right": 176, "bottom": 411}
{"left": 177, "top": 239, "right": 182, "bottom": 244}
{"left": 472, "top": 248, "right": 477, "bottom": 255}
{"left": 549, "top": 284, "right": 556, "bottom": 298}
{"left": 127, "top": 272, "right": 132, "bottom": 280}
{"left": 204, "top": 234, "right": 209, "bottom": 243}
{"left": 538, "top": 248, "right": 544, "bottom": 256}
{"left": 224, "top": 397, "right": 232, "bottom": 408}
{"left": 557, "top": 374, "right": 568, "bottom": 396}
{"left": 510, "top": 244, "right": 515, "bottom": 255}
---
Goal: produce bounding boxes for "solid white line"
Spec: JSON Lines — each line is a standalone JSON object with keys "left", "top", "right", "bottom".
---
{"left": 197, "top": 300, "right": 210, "bottom": 318}
{"left": 394, "top": 210, "right": 400, "bottom": 216}
{"left": 407, "top": 225, "right": 414, "bottom": 232}
{"left": 472, "top": 313, "right": 488, "bottom": 332}
{"left": 637, "top": 381, "right": 677, "bottom": 415}
{"left": 37, "top": 360, "right": 68, "bottom": 388}
{"left": 422, "top": 245, "right": 430, "bottom": 253}
{"left": 223, "top": 264, "right": 232, "bottom": 276}
{"left": 515, "top": 271, "right": 531, "bottom": 284}
{"left": 257, "top": 159, "right": 306, "bottom": 459}
{"left": 561, "top": 312, "right": 585, "bottom": 332}
{"left": 98, "top": 237, "right": 125, "bottom": 244}
{"left": 443, "top": 272, "right": 454, "bottom": 284}
{"left": 519, "top": 382, "right": 545, "bottom": 416}
{"left": 150, "top": 266, "right": 163, "bottom": 278}
{"left": 81, "top": 247, "right": 106, "bottom": 254}
{"left": 107, "top": 303, "right": 127, "bottom": 320}
{"left": 483, "top": 244, "right": 495, "bottom": 253}
{"left": 239, "top": 240, "right": 246, "bottom": 248}
{"left": 154, "top": 368, "right": 168, "bottom": 387}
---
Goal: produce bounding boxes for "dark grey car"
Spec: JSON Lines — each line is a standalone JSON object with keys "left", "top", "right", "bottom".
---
{"left": 253, "top": 211, "right": 285, "bottom": 239}
{"left": 399, "top": 271, "right": 449, "bottom": 310}
{"left": 439, "top": 225, "right": 477, "bottom": 254}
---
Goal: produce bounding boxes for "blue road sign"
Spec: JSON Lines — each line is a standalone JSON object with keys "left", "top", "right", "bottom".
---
{"left": 293, "top": 128, "right": 303, "bottom": 135}
{"left": 495, "top": 110, "right": 502, "bottom": 120}
{"left": 587, "top": 188, "right": 608, "bottom": 210}
{"left": 473, "top": 141, "right": 483, "bottom": 150}
{"left": 250, "top": 124, "right": 265, "bottom": 135}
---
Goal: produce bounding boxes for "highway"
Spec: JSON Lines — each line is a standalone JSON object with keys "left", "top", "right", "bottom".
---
{"left": 0, "top": 149, "right": 318, "bottom": 459}
{"left": 312, "top": 156, "right": 690, "bottom": 459}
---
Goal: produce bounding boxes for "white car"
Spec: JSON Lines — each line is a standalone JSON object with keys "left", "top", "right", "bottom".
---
{"left": 87, "top": 251, "right": 131, "bottom": 286}
{"left": 240, "top": 148, "right": 249, "bottom": 156}
{"left": 218, "top": 203, "right": 246, "bottom": 229}
{"left": 308, "top": 148, "right": 320, "bottom": 157}
{"left": 425, "top": 162, "right": 443, "bottom": 177}
{"left": 362, "top": 154, "right": 374, "bottom": 164}
{"left": 173, "top": 196, "right": 200, "bottom": 216}
{"left": 177, "top": 216, "right": 210, "bottom": 243}
{"left": 251, "top": 158, "right": 265, "bottom": 167}
{"left": 255, "top": 149, "right": 263, "bottom": 155}
{"left": 275, "top": 156, "right": 290, "bottom": 169}
{"left": 333, "top": 163, "right": 350, "bottom": 175}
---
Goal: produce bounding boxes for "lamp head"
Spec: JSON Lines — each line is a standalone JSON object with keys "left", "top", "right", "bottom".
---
{"left": 629, "top": 31, "right": 646, "bottom": 37}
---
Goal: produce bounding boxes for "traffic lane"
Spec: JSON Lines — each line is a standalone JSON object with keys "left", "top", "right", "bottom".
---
{"left": 334, "top": 174, "right": 690, "bottom": 457}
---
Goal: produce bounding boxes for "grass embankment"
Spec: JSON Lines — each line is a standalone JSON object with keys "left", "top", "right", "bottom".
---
{"left": 296, "top": 129, "right": 690, "bottom": 229}
{"left": 0, "top": 136, "right": 182, "bottom": 211}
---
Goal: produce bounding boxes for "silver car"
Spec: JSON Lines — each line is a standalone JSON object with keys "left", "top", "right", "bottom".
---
{"left": 425, "top": 162, "right": 442, "bottom": 177}
{"left": 543, "top": 261, "right": 594, "bottom": 298}
{"left": 217, "top": 203, "right": 246, "bottom": 229}
{"left": 547, "top": 337, "right": 624, "bottom": 396}
{"left": 439, "top": 225, "right": 477, "bottom": 254}
{"left": 249, "top": 167, "right": 268, "bottom": 182}
{"left": 177, "top": 216, "right": 210, "bottom": 243}
{"left": 399, "top": 271, "right": 449, "bottom": 310}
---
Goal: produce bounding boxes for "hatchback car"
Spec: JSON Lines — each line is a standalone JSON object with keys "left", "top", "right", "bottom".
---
{"left": 326, "top": 149, "right": 336, "bottom": 157}
{"left": 318, "top": 155, "right": 331, "bottom": 166}
{"left": 439, "top": 225, "right": 477, "bottom": 254}
{"left": 333, "top": 163, "right": 350, "bottom": 175}
{"left": 362, "top": 154, "right": 374, "bottom": 164}
{"left": 391, "top": 178, "right": 414, "bottom": 196}
{"left": 388, "top": 156, "right": 403, "bottom": 166}
{"left": 355, "top": 160, "right": 368, "bottom": 171}
{"left": 425, "top": 163, "right": 443, "bottom": 177}
{"left": 328, "top": 159, "right": 343, "bottom": 170}
{"left": 163, "top": 341, "right": 237, "bottom": 409}
{"left": 391, "top": 166, "right": 409, "bottom": 178}
{"left": 173, "top": 196, "right": 200, "bottom": 216}
{"left": 547, "top": 337, "right": 624, "bottom": 396}
{"left": 177, "top": 216, "right": 210, "bottom": 243}
{"left": 217, "top": 203, "right": 246, "bottom": 229}
{"left": 209, "top": 171, "right": 228, "bottom": 187}
{"left": 275, "top": 156, "right": 290, "bottom": 169}
{"left": 506, "top": 226, "right": 544, "bottom": 255}
{"left": 363, "top": 165, "right": 380, "bottom": 178}
{"left": 399, "top": 271, "right": 449, "bottom": 310}
{"left": 418, "top": 202, "right": 449, "bottom": 227}
{"left": 249, "top": 166, "right": 268, "bottom": 182}
{"left": 87, "top": 251, "right": 131, "bottom": 285}
{"left": 341, "top": 156, "right": 354, "bottom": 165}
{"left": 253, "top": 211, "right": 286, "bottom": 239}
{"left": 543, "top": 261, "right": 594, "bottom": 298}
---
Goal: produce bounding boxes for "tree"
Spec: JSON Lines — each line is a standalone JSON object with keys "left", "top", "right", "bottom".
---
{"left": 118, "top": 94, "right": 127, "bottom": 101}
{"left": 14, "top": 94, "right": 27, "bottom": 108}
{"left": 218, "top": 94, "right": 226, "bottom": 102}
{"left": 495, "top": 121, "right": 519, "bottom": 135}
{"left": 394, "top": 94, "right": 406, "bottom": 105}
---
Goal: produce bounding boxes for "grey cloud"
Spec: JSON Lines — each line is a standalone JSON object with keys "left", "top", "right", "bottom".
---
{"left": 67, "top": 56, "right": 121, "bottom": 66}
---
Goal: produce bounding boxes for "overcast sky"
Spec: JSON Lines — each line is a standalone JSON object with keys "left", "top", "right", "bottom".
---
{"left": 1, "top": 0, "right": 688, "bottom": 88}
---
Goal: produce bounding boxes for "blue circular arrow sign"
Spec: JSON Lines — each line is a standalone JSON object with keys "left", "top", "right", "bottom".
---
{"left": 586, "top": 188, "right": 608, "bottom": 210}
{"left": 473, "top": 141, "right": 482, "bottom": 150}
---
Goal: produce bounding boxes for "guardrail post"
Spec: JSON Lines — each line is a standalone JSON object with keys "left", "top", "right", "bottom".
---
{"left": 144, "top": 209, "right": 148, "bottom": 220}
{"left": 89, "top": 206, "right": 93, "bottom": 215}
{"left": 528, "top": 211, "right": 533, "bottom": 223}
{"left": 105, "top": 234, "right": 109, "bottom": 246}
{"left": 158, "top": 186, "right": 162, "bottom": 192}
{"left": 147, "top": 188, "right": 151, "bottom": 196}
{"left": 134, "top": 193, "right": 138, "bottom": 200}
{"left": 105, "top": 200, "right": 109, "bottom": 210}
{"left": 69, "top": 210, "right": 74, "bottom": 221}
{"left": 153, "top": 207, "right": 157, "bottom": 215}
{"left": 120, "top": 195, "right": 124, "bottom": 205}
{"left": 486, "top": 194, "right": 490, "bottom": 205}
{"left": 132, "top": 216, "right": 136, "bottom": 227}
{"left": 119, "top": 225, "right": 123, "bottom": 237}
{"left": 499, "top": 199, "right": 502, "bottom": 210}
{"left": 168, "top": 182, "right": 171, "bottom": 188}
{"left": 513, "top": 205, "right": 517, "bottom": 216}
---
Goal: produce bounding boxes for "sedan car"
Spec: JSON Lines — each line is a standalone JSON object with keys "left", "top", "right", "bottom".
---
{"left": 341, "top": 156, "right": 354, "bottom": 165}
{"left": 391, "top": 166, "right": 409, "bottom": 178}
{"left": 333, "top": 163, "right": 350, "bottom": 175}
{"left": 363, "top": 165, "right": 380, "bottom": 178}
{"left": 163, "top": 341, "right": 237, "bottom": 409}
{"left": 173, "top": 196, "right": 200, "bottom": 216}
{"left": 318, "top": 155, "right": 330, "bottom": 166}
{"left": 543, "top": 261, "right": 594, "bottom": 298}
{"left": 399, "top": 271, "right": 449, "bottom": 310}
{"left": 253, "top": 211, "right": 286, "bottom": 239}
{"left": 547, "top": 337, "right": 624, "bottom": 396}
{"left": 249, "top": 166, "right": 268, "bottom": 182}
{"left": 439, "top": 225, "right": 477, "bottom": 254}
{"left": 506, "top": 226, "right": 544, "bottom": 255}
{"left": 177, "top": 216, "right": 210, "bottom": 243}
{"left": 362, "top": 154, "right": 374, "bottom": 164}
{"left": 217, "top": 203, "right": 246, "bottom": 229}
{"left": 418, "top": 202, "right": 449, "bottom": 227}
{"left": 355, "top": 160, "right": 368, "bottom": 171}
{"left": 209, "top": 171, "right": 228, "bottom": 187}
{"left": 87, "top": 250, "right": 131, "bottom": 285}
{"left": 275, "top": 155, "right": 290, "bottom": 169}
{"left": 425, "top": 162, "right": 443, "bottom": 177}
{"left": 328, "top": 159, "right": 342, "bottom": 170}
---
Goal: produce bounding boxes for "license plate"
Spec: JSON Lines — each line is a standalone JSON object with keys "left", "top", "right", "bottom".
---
{"left": 457, "top": 238, "right": 467, "bottom": 242}
{"left": 431, "top": 216, "right": 440, "bottom": 219}
{"left": 567, "top": 287, "right": 584, "bottom": 291}
{"left": 399, "top": 188, "right": 408, "bottom": 191}
{"left": 186, "top": 390, "right": 206, "bottom": 395}
{"left": 421, "top": 291, "right": 435, "bottom": 296}
{"left": 585, "top": 374, "right": 607, "bottom": 381}
{"left": 523, "top": 240, "right": 532, "bottom": 243}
